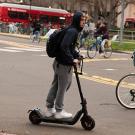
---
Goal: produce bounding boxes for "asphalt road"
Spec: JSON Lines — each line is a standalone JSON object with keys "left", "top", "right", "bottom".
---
{"left": 0, "top": 35, "right": 135, "bottom": 135}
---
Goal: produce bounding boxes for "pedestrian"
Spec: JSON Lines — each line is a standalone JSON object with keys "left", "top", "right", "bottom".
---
{"left": 45, "top": 11, "right": 85, "bottom": 119}
{"left": 88, "top": 19, "right": 95, "bottom": 40}
{"left": 79, "top": 23, "right": 89, "bottom": 48}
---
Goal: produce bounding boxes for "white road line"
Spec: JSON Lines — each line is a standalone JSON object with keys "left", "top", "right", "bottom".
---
{"left": 83, "top": 58, "right": 129, "bottom": 62}
{"left": 0, "top": 39, "right": 45, "bottom": 48}
{"left": 4, "top": 47, "right": 44, "bottom": 52}
{"left": 0, "top": 48, "right": 22, "bottom": 52}
{"left": 104, "top": 68, "right": 117, "bottom": 71}
{"left": 39, "top": 54, "right": 47, "bottom": 56}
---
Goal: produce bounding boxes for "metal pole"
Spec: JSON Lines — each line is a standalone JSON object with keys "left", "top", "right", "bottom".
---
{"left": 29, "top": 0, "right": 32, "bottom": 21}
{"left": 119, "top": 0, "right": 125, "bottom": 45}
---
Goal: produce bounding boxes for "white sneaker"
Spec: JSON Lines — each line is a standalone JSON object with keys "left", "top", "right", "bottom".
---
{"left": 45, "top": 108, "right": 56, "bottom": 117}
{"left": 55, "top": 110, "right": 72, "bottom": 119}
{"left": 99, "top": 53, "right": 104, "bottom": 57}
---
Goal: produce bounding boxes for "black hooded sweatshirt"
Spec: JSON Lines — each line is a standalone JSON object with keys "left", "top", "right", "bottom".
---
{"left": 56, "top": 11, "right": 83, "bottom": 65}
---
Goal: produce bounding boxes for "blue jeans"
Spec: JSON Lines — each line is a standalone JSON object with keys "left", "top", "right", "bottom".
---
{"left": 96, "top": 37, "right": 102, "bottom": 46}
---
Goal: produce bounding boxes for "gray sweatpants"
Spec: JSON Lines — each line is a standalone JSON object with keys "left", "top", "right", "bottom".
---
{"left": 46, "top": 60, "right": 73, "bottom": 112}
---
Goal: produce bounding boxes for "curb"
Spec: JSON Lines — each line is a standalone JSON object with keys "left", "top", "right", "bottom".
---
{"left": 113, "top": 50, "right": 132, "bottom": 54}
{"left": 0, "top": 32, "right": 29, "bottom": 39}
{"left": 0, "top": 32, "right": 46, "bottom": 42}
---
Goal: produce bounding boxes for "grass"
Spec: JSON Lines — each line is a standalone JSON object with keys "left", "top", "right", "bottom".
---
{"left": 84, "top": 38, "right": 135, "bottom": 52}
{"left": 111, "top": 41, "right": 135, "bottom": 51}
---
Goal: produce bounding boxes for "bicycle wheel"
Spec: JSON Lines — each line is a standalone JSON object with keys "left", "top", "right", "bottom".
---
{"left": 116, "top": 73, "right": 135, "bottom": 109}
{"left": 103, "top": 46, "right": 112, "bottom": 58}
{"left": 30, "top": 33, "right": 33, "bottom": 41}
{"left": 35, "top": 35, "right": 40, "bottom": 43}
{"left": 87, "top": 44, "right": 97, "bottom": 59}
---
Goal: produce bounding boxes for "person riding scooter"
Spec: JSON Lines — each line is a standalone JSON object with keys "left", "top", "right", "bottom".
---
{"left": 45, "top": 11, "right": 86, "bottom": 119}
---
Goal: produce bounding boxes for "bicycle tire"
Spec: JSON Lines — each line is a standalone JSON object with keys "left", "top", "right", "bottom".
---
{"left": 87, "top": 44, "right": 97, "bottom": 59}
{"left": 103, "top": 46, "right": 112, "bottom": 58}
{"left": 30, "top": 33, "right": 33, "bottom": 41}
{"left": 116, "top": 73, "right": 135, "bottom": 109}
{"left": 32, "top": 35, "right": 40, "bottom": 44}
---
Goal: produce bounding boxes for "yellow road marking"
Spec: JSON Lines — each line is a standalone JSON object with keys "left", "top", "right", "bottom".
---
{"left": 83, "top": 58, "right": 129, "bottom": 62}
{"left": 117, "top": 80, "right": 135, "bottom": 89}
{"left": 78, "top": 74, "right": 118, "bottom": 86}
{"left": 75, "top": 73, "right": 135, "bottom": 89}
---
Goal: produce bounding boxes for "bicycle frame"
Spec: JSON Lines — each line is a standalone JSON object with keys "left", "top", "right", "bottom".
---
{"left": 87, "top": 37, "right": 112, "bottom": 59}
{"left": 32, "top": 31, "right": 41, "bottom": 43}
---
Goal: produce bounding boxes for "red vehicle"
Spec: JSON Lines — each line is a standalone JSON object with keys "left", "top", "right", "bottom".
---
{"left": 0, "top": 3, "right": 71, "bottom": 28}
{"left": 125, "top": 18, "right": 135, "bottom": 29}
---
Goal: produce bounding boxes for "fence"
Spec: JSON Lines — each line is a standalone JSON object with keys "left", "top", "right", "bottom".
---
{"left": 109, "top": 29, "right": 135, "bottom": 41}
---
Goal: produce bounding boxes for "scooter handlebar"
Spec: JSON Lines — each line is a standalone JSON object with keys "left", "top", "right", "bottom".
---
{"left": 73, "top": 58, "right": 83, "bottom": 75}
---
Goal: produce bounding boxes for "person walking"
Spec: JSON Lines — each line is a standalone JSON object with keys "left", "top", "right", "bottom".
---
{"left": 45, "top": 11, "right": 85, "bottom": 119}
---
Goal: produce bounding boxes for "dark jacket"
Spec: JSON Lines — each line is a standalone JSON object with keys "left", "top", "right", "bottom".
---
{"left": 56, "top": 11, "right": 83, "bottom": 65}
{"left": 94, "top": 25, "right": 109, "bottom": 40}
{"left": 31, "top": 20, "right": 41, "bottom": 33}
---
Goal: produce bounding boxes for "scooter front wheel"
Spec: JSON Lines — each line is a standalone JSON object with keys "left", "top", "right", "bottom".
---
{"left": 81, "top": 115, "right": 95, "bottom": 130}
{"left": 29, "top": 110, "right": 42, "bottom": 125}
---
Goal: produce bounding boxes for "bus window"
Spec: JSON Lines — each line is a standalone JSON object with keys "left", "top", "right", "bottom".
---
{"left": 40, "top": 15, "right": 49, "bottom": 23}
{"left": 49, "top": 16, "right": 59, "bottom": 23}
{"left": 8, "top": 11, "right": 18, "bottom": 18}
{"left": 18, "top": 12, "right": 29, "bottom": 20}
{"left": 8, "top": 11, "right": 29, "bottom": 20}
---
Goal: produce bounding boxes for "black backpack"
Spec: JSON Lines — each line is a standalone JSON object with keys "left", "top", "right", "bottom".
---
{"left": 46, "top": 27, "right": 68, "bottom": 58}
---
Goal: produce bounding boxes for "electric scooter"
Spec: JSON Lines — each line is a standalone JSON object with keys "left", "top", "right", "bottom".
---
{"left": 28, "top": 59, "right": 95, "bottom": 131}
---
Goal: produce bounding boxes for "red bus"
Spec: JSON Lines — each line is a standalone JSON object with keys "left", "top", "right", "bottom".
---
{"left": 125, "top": 18, "right": 135, "bottom": 29}
{"left": 0, "top": 3, "right": 71, "bottom": 28}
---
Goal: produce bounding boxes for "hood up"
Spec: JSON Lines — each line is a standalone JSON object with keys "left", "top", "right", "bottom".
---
{"left": 71, "top": 11, "right": 84, "bottom": 32}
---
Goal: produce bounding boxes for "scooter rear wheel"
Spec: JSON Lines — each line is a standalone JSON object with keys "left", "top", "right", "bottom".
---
{"left": 29, "top": 110, "right": 41, "bottom": 125}
{"left": 81, "top": 115, "right": 95, "bottom": 130}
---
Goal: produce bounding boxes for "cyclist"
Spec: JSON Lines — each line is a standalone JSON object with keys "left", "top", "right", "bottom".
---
{"left": 94, "top": 21, "right": 109, "bottom": 54}
{"left": 31, "top": 19, "right": 41, "bottom": 42}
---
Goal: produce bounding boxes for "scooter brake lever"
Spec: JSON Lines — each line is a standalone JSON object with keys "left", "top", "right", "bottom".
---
{"left": 77, "top": 72, "right": 83, "bottom": 75}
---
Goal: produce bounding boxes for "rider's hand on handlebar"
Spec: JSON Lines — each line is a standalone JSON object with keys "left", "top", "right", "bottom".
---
{"left": 73, "top": 59, "right": 80, "bottom": 66}
{"left": 79, "top": 54, "right": 85, "bottom": 59}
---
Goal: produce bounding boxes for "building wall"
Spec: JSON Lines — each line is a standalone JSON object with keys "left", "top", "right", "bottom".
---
{"left": 125, "top": 4, "right": 135, "bottom": 18}
{"left": 117, "top": 4, "right": 135, "bottom": 28}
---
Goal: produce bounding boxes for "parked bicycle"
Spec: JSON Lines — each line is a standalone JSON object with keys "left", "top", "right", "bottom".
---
{"left": 116, "top": 52, "right": 135, "bottom": 109}
{"left": 87, "top": 37, "right": 112, "bottom": 59}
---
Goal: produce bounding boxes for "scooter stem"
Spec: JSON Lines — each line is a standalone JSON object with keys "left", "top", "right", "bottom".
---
{"left": 73, "top": 64, "right": 85, "bottom": 105}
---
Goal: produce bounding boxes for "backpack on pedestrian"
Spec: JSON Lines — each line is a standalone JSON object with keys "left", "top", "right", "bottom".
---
{"left": 46, "top": 27, "right": 68, "bottom": 58}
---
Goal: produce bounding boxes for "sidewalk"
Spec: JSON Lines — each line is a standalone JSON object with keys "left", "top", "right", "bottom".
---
{"left": 0, "top": 32, "right": 31, "bottom": 39}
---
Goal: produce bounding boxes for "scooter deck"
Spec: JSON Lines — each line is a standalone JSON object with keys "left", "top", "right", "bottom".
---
{"left": 41, "top": 116, "right": 73, "bottom": 124}
{"left": 31, "top": 109, "right": 74, "bottom": 125}
{"left": 29, "top": 108, "right": 83, "bottom": 125}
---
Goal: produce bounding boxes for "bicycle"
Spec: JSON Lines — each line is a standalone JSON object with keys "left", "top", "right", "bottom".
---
{"left": 87, "top": 37, "right": 112, "bottom": 59}
{"left": 30, "top": 31, "right": 41, "bottom": 44}
{"left": 116, "top": 52, "right": 135, "bottom": 109}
